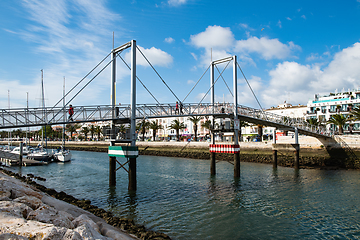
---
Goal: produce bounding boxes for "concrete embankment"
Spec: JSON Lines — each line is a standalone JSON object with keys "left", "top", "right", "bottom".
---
{"left": 0, "top": 168, "right": 171, "bottom": 240}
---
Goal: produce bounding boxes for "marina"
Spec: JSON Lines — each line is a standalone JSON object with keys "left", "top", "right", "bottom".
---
{"left": 4, "top": 149, "right": 360, "bottom": 240}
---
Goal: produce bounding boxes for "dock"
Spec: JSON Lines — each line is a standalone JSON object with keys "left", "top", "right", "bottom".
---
{"left": 0, "top": 150, "right": 48, "bottom": 166}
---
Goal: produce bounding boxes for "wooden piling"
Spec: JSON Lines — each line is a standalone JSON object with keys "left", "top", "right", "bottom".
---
{"left": 128, "top": 157, "right": 136, "bottom": 191}
{"left": 272, "top": 150, "right": 277, "bottom": 168}
{"left": 294, "top": 150, "right": 300, "bottom": 170}
{"left": 234, "top": 152, "right": 240, "bottom": 178}
{"left": 109, "top": 156, "right": 116, "bottom": 186}
{"left": 210, "top": 152, "right": 216, "bottom": 176}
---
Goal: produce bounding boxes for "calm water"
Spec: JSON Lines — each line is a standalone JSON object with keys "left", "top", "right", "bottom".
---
{"left": 9, "top": 150, "right": 360, "bottom": 239}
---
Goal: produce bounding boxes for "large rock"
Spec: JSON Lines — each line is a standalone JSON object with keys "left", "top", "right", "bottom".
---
{"left": 0, "top": 177, "right": 42, "bottom": 200}
{"left": 72, "top": 214, "right": 100, "bottom": 233}
{"left": 0, "top": 190, "right": 11, "bottom": 201}
{"left": 0, "top": 201, "right": 32, "bottom": 218}
{"left": 0, "top": 211, "right": 68, "bottom": 239}
{"left": 14, "top": 195, "right": 43, "bottom": 210}
{"left": 27, "top": 204, "right": 75, "bottom": 229}
{"left": 74, "top": 222, "right": 112, "bottom": 240}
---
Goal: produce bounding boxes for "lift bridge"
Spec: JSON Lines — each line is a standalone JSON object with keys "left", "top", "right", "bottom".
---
{"left": 0, "top": 40, "right": 334, "bottom": 190}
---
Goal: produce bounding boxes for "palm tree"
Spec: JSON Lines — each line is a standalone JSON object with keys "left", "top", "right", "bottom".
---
{"left": 189, "top": 116, "right": 203, "bottom": 141}
{"left": 168, "top": 119, "right": 186, "bottom": 141}
{"left": 81, "top": 127, "right": 89, "bottom": 140}
{"left": 94, "top": 126, "right": 102, "bottom": 140}
{"left": 350, "top": 106, "right": 360, "bottom": 121}
{"left": 66, "top": 123, "right": 80, "bottom": 140}
{"left": 89, "top": 125, "right": 96, "bottom": 140}
{"left": 327, "top": 114, "right": 349, "bottom": 135}
{"left": 306, "top": 118, "right": 320, "bottom": 126}
{"left": 149, "top": 120, "right": 162, "bottom": 141}
{"left": 136, "top": 119, "right": 150, "bottom": 141}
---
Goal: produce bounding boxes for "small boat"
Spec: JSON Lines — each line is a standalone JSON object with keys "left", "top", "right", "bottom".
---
{"left": 11, "top": 145, "right": 33, "bottom": 155}
{"left": 53, "top": 76, "right": 72, "bottom": 163}
{"left": 54, "top": 147, "right": 72, "bottom": 162}
{"left": 27, "top": 147, "right": 53, "bottom": 162}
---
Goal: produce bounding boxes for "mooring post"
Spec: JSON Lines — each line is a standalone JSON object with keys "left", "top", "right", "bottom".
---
{"left": 19, "top": 142, "right": 23, "bottom": 166}
{"left": 109, "top": 141, "right": 116, "bottom": 186}
{"left": 129, "top": 39, "right": 137, "bottom": 191}
{"left": 128, "top": 157, "right": 136, "bottom": 191}
{"left": 210, "top": 133, "right": 216, "bottom": 176}
{"left": 272, "top": 129, "right": 277, "bottom": 168}
{"left": 294, "top": 127, "right": 300, "bottom": 169}
{"left": 109, "top": 156, "right": 116, "bottom": 186}
{"left": 233, "top": 55, "right": 240, "bottom": 178}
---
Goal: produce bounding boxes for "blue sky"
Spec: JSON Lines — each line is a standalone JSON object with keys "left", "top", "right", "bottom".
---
{"left": 1, "top": 0, "right": 360, "bottom": 110}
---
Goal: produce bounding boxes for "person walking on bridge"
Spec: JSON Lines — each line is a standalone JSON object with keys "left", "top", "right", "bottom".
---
{"left": 68, "top": 105, "right": 74, "bottom": 121}
{"left": 175, "top": 101, "right": 179, "bottom": 114}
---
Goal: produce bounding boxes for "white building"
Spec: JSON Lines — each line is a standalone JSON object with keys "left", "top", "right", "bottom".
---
{"left": 306, "top": 90, "right": 360, "bottom": 133}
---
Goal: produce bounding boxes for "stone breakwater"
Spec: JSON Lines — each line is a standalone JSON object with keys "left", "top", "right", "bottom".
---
{"left": 0, "top": 168, "right": 171, "bottom": 240}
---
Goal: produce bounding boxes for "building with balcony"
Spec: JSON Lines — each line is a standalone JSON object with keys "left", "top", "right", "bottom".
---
{"left": 306, "top": 89, "right": 360, "bottom": 133}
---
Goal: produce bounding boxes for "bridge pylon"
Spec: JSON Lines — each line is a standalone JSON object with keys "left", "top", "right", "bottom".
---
{"left": 209, "top": 55, "right": 240, "bottom": 178}
{"left": 108, "top": 40, "right": 138, "bottom": 191}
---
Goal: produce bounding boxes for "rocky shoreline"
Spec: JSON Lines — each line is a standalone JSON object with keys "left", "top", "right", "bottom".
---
{"left": 0, "top": 168, "right": 171, "bottom": 240}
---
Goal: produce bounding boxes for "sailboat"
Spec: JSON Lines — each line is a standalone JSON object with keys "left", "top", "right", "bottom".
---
{"left": 54, "top": 77, "right": 71, "bottom": 162}
{"left": 27, "top": 70, "right": 53, "bottom": 162}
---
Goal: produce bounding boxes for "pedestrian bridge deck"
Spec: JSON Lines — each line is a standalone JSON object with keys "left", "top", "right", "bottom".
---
{"left": 0, "top": 103, "right": 331, "bottom": 139}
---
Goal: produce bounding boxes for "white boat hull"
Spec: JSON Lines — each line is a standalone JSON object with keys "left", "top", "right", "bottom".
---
{"left": 54, "top": 151, "right": 71, "bottom": 162}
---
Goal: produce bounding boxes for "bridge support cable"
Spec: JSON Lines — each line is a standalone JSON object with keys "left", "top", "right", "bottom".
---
{"left": 215, "top": 65, "right": 233, "bottom": 97}
{"left": 192, "top": 60, "right": 231, "bottom": 115}
{"left": 117, "top": 54, "right": 168, "bottom": 115}
{"left": 236, "top": 62, "right": 268, "bottom": 120}
{"left": 136, "top": 46, "right": 181, "bottom": 103}
{"left": 51, "top": 51, "right": 112, "bottom": 110}
{"left": 182, "top": 64, "right": 211, "bottom": 103}
{"left": 48, "top": 55, "right": 117, "bottom": 123}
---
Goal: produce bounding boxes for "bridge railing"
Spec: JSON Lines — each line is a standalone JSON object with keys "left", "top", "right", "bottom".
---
{"left": 0, "top": 105, "right": 132, "bottom": 128}
{"left": 0, "top": 103, "right": 332, "bottom": 137}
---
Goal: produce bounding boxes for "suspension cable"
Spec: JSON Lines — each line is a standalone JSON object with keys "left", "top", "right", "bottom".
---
{"left": 215, "top": 65, "right": 233, "bottom": 97}
{"left": 236, "top": 62, "right": 268, "bottom": 120}
{"left": 51, "top": 51, "right": 113, "bottom": 109}
{"left": 193, "top": 60, "right": 231, "bottom": 113}
{"left": 182, "top": 64, "right": 211, "bottom": 102}
{"left": 136, "top": 46, "right": 181, "bottom": 102}
{"left": 118, "top": 54, "right": 162, "bottom": 106}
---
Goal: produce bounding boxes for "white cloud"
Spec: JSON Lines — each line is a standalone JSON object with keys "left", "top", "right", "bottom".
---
{"left": 301, "top": 15, "right": 306, "bottom": 20}
{"left": 260, "top": 42, "right": 360, "bottom": 107}
{"left": 165, "top": 37, "right": 175, "bottom": 43}
{"left": 125, "top": 46, "right": 173, "bottom": 67}
{"left": 239, "top": 23, "right": 255, "bottom": 31}
{"left": 234, "top": 37, "right": 301, "bottom": 60}
{"left": 190, "top": 52, "right": 197, "bottom": 60}
{"left": 187, "top": 80, "right": 195, "bottom": 85}
{"left": 0, "top": 0, "right": 123, "bottom": 107}
{"left": 277, "top": 20, "right": 282, "bottom": 28}
{"left": 286, "top": 17, "right": 292, "bottom": 21}
{"left": 190, "top": 25, "right": 235, "bottom": 50}
{"left": 168, "top": 0, "right": 187, "bottom": 6}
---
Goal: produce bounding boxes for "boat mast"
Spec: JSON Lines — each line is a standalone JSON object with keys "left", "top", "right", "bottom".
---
{"left": 62, "top": 77, "right": 65, "bottom": 149}
{"left": 8, "top": 90, "right": 11, "bottom": 147}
